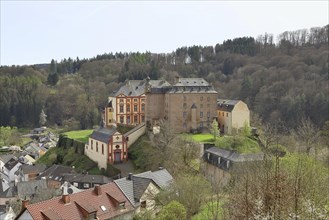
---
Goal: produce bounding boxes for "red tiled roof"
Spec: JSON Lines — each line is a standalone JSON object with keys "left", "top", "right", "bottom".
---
{"left": 20, "top": 182, "right": 134, "bottom": 220}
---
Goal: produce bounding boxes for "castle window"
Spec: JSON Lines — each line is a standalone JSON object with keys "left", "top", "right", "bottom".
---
{"left": 119, "top": 105, "right": 124, "bottom": 113}
{"left": 120, "top": 116, "right": 124, "bottom": 123}
{"left": 134, "top": 115, "right": 138, "bottom": 123}
{"left": 134, "top": 98, "right": 138, "bottom": 102}
{"left": 183, "top": 112, "right": 187, "bottom": 118}
{"left": 127, "top": 116, "right": 130, "bottom": 124}
{"left": 141, "top": 201, "right": 146, "bottom": 209}
{"left": 142, "top": 115, "right": 145, "bottom": 122}
{"left": 226, "top": 113, "right": 228, "bottom": 117}
{"left": 200, "top": 122, "right": 203, "bottom": 128}
{"left": 109, "top": 119, "right": 112, "bottom": 123}
{"left": 200, "top": 96, "right": 203, "bottom": 101}
{"left": 91, "top": 140, "right": 93, "bottom": 150}
{"left": 207, "top": 97, "right": 210, "bottom": 101}
{"left": 96, "top": 142, "right": 98, "bottom": 152}
{"left": 108, "top": 108, "right": 112, "bottom": 112}
{"left": 184, "top": 96, "right": 186, "bottom": 101}
{"left": 120, "top": 99, "right": 124, "bottom": 103}
{"left": 183, "top": 103, "right": 187, "bottom": 109}
{"left": 141, "top": 98, "right": 145, "bottom": 102}
{"left": 207, "top": 112, "right": 210, "bottom": 118}
{"left": 183, "top": 123, "right": 187, "bottom": 129}
{"left": 200, "top": 112, "right": 203, "bottom": 118}
{"left": 126, "top": 104, "right": 130, "bottom": 112}
{"left": 102, "top": 144, "right": 104, "bottom": 155}
{"left": 222, "top": 112, "right": 224, "bottom": 116}
{"left": 134, "top": 104, "right": 138, "bottom": 112}
{"left": 141, "top": 103, "right": 145, "bottom": 112}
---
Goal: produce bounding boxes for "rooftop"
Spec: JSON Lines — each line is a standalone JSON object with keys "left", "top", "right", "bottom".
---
{"left": 114, "top": 169, "right": 173, "bottom": 207}
{"left": 89, "top": 127, "right": 117, "bottom": 143}
{"left": 18, "top": 182, "right": 134, "bottom": 220}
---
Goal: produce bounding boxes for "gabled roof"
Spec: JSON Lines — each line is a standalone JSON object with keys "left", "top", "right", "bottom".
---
{"left": 173, "top": 78, "right": 209, "bottom": 87}
{"left": 205, "top": 147, "right": 264, "bottom": 162}
{"left": 4, "top": 158, "right": 20, "bottom": 171}
{"left": 114, "top": 169, "right": 173, "bottom": 207}
{"left": 89, "top": 127, "right": 117, "bottom": 143}
{"left": 114, "top": 80, "right": 171, "bottom": 96}
{"left": 19, "top": 164, "right": 47, "bottom": 174}
{"left": 217, "top": 99, "right": 241, "bottom": 112}
{"left": 62, "top": 173, "right": 111, "bottom": 185}
{"left": 168, "top": 78, "right": 217, "bottom": 94}
{"left": 18, "top": 182, "right": 134, "bottom": 220}
{"left": 114, "top": 80, "right": 146, "bottom": 97}
{"left": 0, "top": 154, "right": 16, "bottom": 164}
{"left": 17, "top": 179, "right": 48, "bottom": 199}
{"left": 132, "top": 176, "right": 153, "bottom": 201}
{"left": 37, "top": 165, "right": 76, "bottom": 182}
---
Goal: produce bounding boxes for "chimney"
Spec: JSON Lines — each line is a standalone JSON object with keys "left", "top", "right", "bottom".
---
{"left": 21, "top": 198, "right": 29, "bottom": 210}
{"left": 127, "top": 173, "right": 133, "bottom": 180}
{"left": 94, "top": 185, "right": 102, "bottom": 196}
{"left": 62, "top": 194, "right": 70, "bottom": 204}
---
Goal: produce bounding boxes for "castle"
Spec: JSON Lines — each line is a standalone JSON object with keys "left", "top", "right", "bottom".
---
{"left": 105, "top": 77, "right": 218, "bottom": 133}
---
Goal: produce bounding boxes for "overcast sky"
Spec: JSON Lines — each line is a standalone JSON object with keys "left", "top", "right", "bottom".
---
{"left": 1, "top": 1, "right": 328, "bottom": 66}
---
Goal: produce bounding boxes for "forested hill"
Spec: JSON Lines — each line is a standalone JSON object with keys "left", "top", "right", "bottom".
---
{"left": 0, "top": 25, "right": 328, "bottom": 130}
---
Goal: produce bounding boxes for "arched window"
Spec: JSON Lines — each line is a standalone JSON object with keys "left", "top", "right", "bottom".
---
{"left": 102, "top": 144, "right": 104, "bottom": 155}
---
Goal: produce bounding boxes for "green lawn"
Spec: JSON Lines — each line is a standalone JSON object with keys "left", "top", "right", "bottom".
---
{"left": 189, "top": 133, "right": 215, "bottom": 143}
{"left": 215, "top": 136, "right": 261, "bottom": 153}
{"left": 63, "top": 129, "right": 93, "bottom": 143}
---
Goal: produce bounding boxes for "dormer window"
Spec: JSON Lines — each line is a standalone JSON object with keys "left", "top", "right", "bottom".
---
{"left": 119, "top": 202, "right": 125, "bottom": 209}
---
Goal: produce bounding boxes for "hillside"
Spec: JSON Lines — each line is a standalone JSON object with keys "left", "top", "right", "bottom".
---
{"left": 0, "top": 25, "right": 328, "bottom": 131}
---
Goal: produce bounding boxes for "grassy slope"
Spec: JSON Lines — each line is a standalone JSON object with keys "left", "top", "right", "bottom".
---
{"left": 37, "top": 147, "right": 101, "bottom": 174}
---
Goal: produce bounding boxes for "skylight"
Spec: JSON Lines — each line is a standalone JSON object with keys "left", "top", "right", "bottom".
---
{"left": 100, "top": 205, "right": 107, "bottom": 212}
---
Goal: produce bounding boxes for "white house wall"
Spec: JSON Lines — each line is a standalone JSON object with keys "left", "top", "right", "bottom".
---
{"left": 85, "top": 138, "right": 108, "bottom": 169}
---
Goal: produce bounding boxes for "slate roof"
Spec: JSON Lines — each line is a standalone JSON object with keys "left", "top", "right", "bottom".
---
{"left": 173, "top": 78, "right": 209, "bottom": 87}
{"left": 37, "top": 165, "right": 76, "bottom": 182}
{"left": 20, "top": 164, "right": 47, "bottom": 174}
{"left": 205, "top": 147, "right": 264, "bottom": 162}
{"left": 17, "top": 179, "right": 48, "bottom": 198}
{"left": 114, "top": 80, "right": 146, "bottom": 96}
{"left": 0, "top": 185, "right": 16, "bottom": 198}
{"left": 132, "top": 176, "right": 153, "bottom": 201}
{"left": 114, "top": 80, "right": 171, "bottom": 97}
{"left": 62, "top": 173, "right": 111, "bottom": 185}
{"left": 114, "top": 169, "right": 173, "bottom": 207}
{"left": 0, "top": 154, "right": 16, "bottom": 164}
{"left": 90, "top": 127, "right": 117, "bottom": 143}
{"left": 217, "top": 99, "right": 240, "bottom": 112}
{"left": 4, "top": 158, "right": 20, "bottom": 171}
{"left": 168, "top": 78, "right": 217, "bottom": 94}
{"left": 18, "top": 182, "right": 134, "bottom": 220}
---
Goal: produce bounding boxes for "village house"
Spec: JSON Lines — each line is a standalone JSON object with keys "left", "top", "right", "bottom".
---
{"left": 62, "top": 173, "right": 111, "bottom": 189}
{"left": 114, "top": 168, "right": 173, "bottom": 214}
{"left": 1, "top": 158, "right": 22, "bottom": 183}
{"left": 217, "top": 99, "right": 250, "bottom": 134}
{"left": 15, "top": 164, "right": 47, "bottom": 182}
{"left": 202, "top": 145, "right": 263, "bottom": 185}
{"left": 15, "top": 182, "right": 135, "bottom": 220}
{"left": 37, "top": 164, "right": 76, "bottom": 189}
